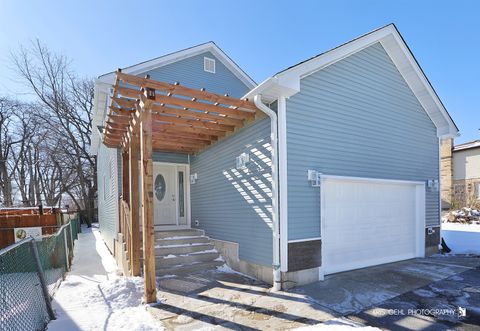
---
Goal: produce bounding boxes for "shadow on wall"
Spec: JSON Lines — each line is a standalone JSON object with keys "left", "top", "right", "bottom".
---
{"left": 223, "top": 138, "right": 273, "bottom": 229}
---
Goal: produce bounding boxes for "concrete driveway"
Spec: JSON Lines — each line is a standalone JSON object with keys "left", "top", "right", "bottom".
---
{"left": 150, "top": 256, "right": 480, "bottom": 330}
{"left": 294, "top": 255, "right": 480, "bottom": 330}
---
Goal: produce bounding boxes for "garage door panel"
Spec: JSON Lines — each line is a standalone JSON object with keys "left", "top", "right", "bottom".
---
{"left": 322, "top": 178, "right": 421, "bottom": 275}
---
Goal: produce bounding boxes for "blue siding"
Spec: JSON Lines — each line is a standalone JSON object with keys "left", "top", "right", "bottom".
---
{"left": 286, "top": 43, "right": 439, "bottom": 241}
{"left": 97, "top": 143, "right": 121, "bottom": 251}
{"left": 153, "top": 152, "right": 189, "bottom": 164}
{"left": 190, "top": 117, "right": 273, "bottom": 266}
{"left": 144, "top": 52, "right": 250, "bottom": 98}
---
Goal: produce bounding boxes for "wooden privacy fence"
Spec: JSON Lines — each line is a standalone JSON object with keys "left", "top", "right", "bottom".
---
{"left": 0, "top": 208, "right": 64, "bottom": 249}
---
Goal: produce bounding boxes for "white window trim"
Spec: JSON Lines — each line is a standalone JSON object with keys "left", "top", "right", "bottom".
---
{"left": 204, "top": 57, "right": 216, "bottom": 73}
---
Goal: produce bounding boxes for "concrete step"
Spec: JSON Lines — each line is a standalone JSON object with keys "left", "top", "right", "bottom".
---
{"left": 155, "top": 236, "right": 210, "bottom": 246}
{"left": 157, "top": 260, "right": 224, "bottom": 276}
{"left": 156, "top": 243, "right": 215, "bottom": 256}
{"left": 155, "top": 229, "right": 204, "bottom": 239}
{"left": 156, "top": 251, "right": 220, "bottom": 267}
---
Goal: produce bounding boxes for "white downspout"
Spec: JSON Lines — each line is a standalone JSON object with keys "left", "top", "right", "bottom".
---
{"left": 254, "top": 94, "right": 282, "bottom": 291}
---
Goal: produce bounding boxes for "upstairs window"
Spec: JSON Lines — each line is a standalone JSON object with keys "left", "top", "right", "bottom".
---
{"left": 204, "top": 57, "right": 216, "bottom": 73}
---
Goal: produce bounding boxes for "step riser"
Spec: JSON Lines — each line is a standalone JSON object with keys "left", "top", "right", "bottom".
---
{"left": 157, "top": 252, "right": 220, "bottom": 266}
{"left": 155, "top": 229, "right": 205, "bottom": 239}
{"left": 157, "top": 261, "right": 224, "bottom": 275}
{"left": 156, "top": 244, "right": 214, "bottom": 256}
{"left": 156, "top": 237, "right": 210, "bottom": 246}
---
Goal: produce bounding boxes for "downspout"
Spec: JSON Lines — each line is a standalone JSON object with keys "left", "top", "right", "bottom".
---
{"left": 254, "top": 94, "right": 282, "bottom": 291}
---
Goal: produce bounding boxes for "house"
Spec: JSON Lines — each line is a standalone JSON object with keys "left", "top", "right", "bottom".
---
{"left": 441, "top": 139, "right": 480, "bottom": 208}
{"left": 90, "top": 24, "right": 458, "bottom": 301}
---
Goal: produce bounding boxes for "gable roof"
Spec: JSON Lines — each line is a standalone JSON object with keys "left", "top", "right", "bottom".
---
{"left": 90, "top": 42, "right": 256, "bottom": 154}
{"left": 97, "top": 41, "right": 256, "bottom": 88}
{"left": 245, "top": 24, "right": 458, "bottom": 138}
{"left": 453, "top": 140, "right": 480, "bottom": 152}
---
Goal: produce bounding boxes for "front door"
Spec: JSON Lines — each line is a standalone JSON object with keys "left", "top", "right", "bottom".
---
{"left": 154, "top": 165, "right": 177, "bottom": 225}
{"left": 153, "top": 163, "right": 189, "bottom": 228}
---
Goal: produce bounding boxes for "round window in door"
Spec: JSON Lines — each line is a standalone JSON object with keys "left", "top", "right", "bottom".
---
{"left": 154, "top": 174, "right": 166, "bottom": 201}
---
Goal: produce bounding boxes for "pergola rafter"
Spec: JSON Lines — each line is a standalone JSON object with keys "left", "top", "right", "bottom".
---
{"left": 102, "top": 71, "right": 261, "bottom": 303}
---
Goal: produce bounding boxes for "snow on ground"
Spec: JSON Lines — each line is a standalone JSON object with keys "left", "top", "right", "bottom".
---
{"left": 441, "top": 222, "right": 480, "bottom": 254}
{"left": 295, "top": 318, "right": 381, "bottom": 330}
{"left": 47, "top": 224, "right": 163, "bottom": 331}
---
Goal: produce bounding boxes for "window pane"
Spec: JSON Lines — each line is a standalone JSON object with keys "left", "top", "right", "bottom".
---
{"left": 154, "top": 174, "right": 166, "bottom": 201}
{"left": 178, "top": 171, "right": 185, "bottom": 217}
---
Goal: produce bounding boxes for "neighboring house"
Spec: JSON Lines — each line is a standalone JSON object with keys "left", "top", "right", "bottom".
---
{"left": 90, "top": 23, "right": 458, "bottom": 291}
{"left": 451, "top": 140, "right": 480, "bottom": 207}
{"left": 440, "top": 138, "right": 454, "bottom": 209}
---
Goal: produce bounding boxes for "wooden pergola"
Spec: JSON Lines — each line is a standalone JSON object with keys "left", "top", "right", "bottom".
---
{"left": 102, "top": 71, "right": 260, "bottom": 302}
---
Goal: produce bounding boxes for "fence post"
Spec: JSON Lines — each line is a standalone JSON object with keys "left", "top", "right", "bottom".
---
{"left": 29, "top": 238, "right": 56, "bottom": 320}
{"left": 69, "top": 222, "right": 74, "bottom": 251}
{"left": 63, "top": 226, "right": 70, "bottom": 270}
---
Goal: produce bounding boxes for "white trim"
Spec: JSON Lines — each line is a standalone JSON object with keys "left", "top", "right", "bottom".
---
{"left": 277, "top": 96, "right": 289, "bottom": 272}
{"left": 438, "top": 137, "right": 442, "bottom": 212}
{"left": 244, "top": 24, "right": 458, "bottom": 138}
{"left": 320, "top": 174, "right": 425, "bottom": 186}
{"left": 203, "top": 56, "right": 216, "bottom": 73}
{"left": 253, "top": 95, "right": 281, "bottom": 291}
{"left": 319, "top": 175, "right": 426, "bottom": 276}
{"left": 288, "top": 237, "right": 321, "bottom": 243}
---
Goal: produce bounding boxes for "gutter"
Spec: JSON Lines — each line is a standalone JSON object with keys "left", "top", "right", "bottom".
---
{"left": 254, "top": 95, "right": 282, "bottom": 291}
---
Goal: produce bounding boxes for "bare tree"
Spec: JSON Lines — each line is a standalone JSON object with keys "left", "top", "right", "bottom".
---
{"left": 11, "top": 40, "right": 96, "bottom": 224}
{"left": 0, "top": 98, "right": 22, "bottom": 206}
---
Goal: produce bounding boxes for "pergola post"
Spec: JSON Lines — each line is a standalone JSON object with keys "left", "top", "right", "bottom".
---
{"left": 139, "top": 88, "right": 157, "bottom": 303}
{"left": 121, "top": 150, "right": 130, "bottom": 204}
{"left": 129, "top": 130, "right": 141, "bottom": 276}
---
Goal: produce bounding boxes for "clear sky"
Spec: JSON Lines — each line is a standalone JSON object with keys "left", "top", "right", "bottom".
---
{"left": 0, "top": 0, "right": 478, "bottom": 143}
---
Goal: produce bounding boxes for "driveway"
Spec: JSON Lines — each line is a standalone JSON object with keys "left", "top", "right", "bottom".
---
{"left": 295, "top": 255, "right": 480, "bottom": 330}
{"left": 149, "top": 256, "right": 480, "bottom": 330}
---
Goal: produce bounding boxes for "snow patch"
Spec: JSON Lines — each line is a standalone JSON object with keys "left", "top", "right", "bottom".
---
{"left": 190, "top": 248, "right": 217, "bottom": 255}
{"left": 295, "top": 318, "right": 381, "bottom": 330}
{"left": 162, "top": 254, "right": 178, "bottom": 259}
{"left": 215, "top": 264, "right": 256, "bottom": 279}
{"left": 441, "top": 223, "right": 480, "bottom": 254}
{"left": 158, "top": 242, "right": 208, "bottom": 248}
{"left": 47, "top": 225, "right": 164, "bottom": 331}
{"left": 162, "top": 235, "right": 202, "bottom": 240}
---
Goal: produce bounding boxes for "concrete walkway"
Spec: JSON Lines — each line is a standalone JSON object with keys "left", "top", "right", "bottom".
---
{"left": 151, "top": 268, "right": 337, "bottom": 330}
{"left": 150, "top": 256, "right": 480, "bottom": 330}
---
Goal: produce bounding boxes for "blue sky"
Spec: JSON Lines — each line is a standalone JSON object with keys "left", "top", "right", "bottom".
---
{"left": 0, "top": 0, "right": 478, "bottom": 143}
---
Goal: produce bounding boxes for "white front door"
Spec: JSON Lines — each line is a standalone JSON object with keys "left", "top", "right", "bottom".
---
{"left": 153, "top": 165, "right": 177, "bottom": 225}
{"left": 153, "top": 163, "right": 189, "bottom": 228}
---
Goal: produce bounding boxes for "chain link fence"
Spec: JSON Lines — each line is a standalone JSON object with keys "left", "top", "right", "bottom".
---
{"left": 0, "top": 216, "right": 81, "bottom": 331}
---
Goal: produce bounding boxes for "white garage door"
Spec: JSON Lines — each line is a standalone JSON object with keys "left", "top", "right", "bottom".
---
{"left": 321, "top": 176, "right": 425, "bottom": 275}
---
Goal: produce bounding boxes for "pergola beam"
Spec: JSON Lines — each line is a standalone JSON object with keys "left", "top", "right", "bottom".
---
{"left": 152, "top": 104, "right": 244, "bottom": 126}
{"left": 104, "top": 72, "right": 260, "bottom": 153}
{"left": 153, "top": 113, "right": 235, "bottom": 132}
{"left": 152, "top": 122, "right": 226, "bottom": 137}
{"left": 154, "top": 94, "right": 253, "bottom": 120}
{"left": 117, "top": 71, "right": 258, "bottom": 111}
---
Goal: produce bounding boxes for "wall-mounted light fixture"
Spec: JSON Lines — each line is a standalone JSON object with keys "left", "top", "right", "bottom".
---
{"left": 236, "top": 152, "right": 250, "bottom": 170}
{"left": 427, "top": 179, "right": 439, "bottom": 191}
{"left": 190, "top": 173, "right": 198, "bottom": 184}
{"left": 307, "top": 170, "right": 322, "bottom": 187}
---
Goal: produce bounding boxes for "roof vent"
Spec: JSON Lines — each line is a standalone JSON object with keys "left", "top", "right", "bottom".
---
{"left": 204, "top": 57, "right": 215, "bottom": 73}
